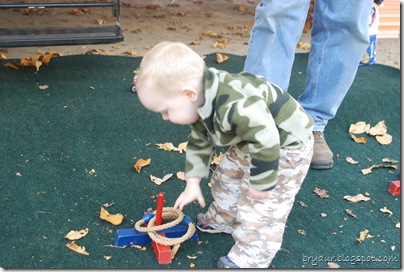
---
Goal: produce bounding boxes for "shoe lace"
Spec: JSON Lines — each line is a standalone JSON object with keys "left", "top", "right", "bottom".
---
{"left": 313, "top": 131, "right": 324, "bottom": 143}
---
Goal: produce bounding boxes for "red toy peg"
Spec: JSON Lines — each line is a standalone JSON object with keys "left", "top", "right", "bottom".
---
{"left": 388, "top": 180, "right": 400, "bottom": 196}
{"left": 155, "top": 192, "right": 165, "bottom": 226}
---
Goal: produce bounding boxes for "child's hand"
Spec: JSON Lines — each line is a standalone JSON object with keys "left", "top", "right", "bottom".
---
{"left": 174, "top": 177, "right": 205, "bottom": 210}
{"left": 247, "top": 187, "right": 271, "bottom": 200}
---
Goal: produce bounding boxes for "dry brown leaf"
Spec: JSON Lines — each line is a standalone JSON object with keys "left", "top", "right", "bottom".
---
{"left": 368, "top": 120, "right": 387, "bottom": 136}
{"left": 65, "top": 228, "right": 89, "bottom": 240}
{"left": 134, "top": 158, "right": 151, "bottom": 173}
{"left": 216, "top": 52, "right": 229, "bottom": 64}
{"left": 176, "top": 171, "right": 185, "bottom": 180}
{"left": 343, "top": 194, "right": 371, "bottom": 203}
{"left": 375, "top": 133, "right": 392, "bottom": 145}
{"left": 99, "top": 207, "right": 124, "bottom": 225}
{"left": 345, "top": 157, "right": 359, "bottom": 164}
{"left": 349, "top": 121, "right": 370, "bottom": 134}
{"left": 150, "top": 173, "right": 173, "bottom": 185}
{"left": 361, "top": 164, "right": 398, "bottom": 175}
{"left": 4, "top": 62, "right": 20, "bottom": 70}
{"left": 313, "top": 187, "right": 329, "bottom": 198}
{"left": 66, "top": 241, "right": 89, "bottom": 256}
{"left": 0, "top": 53, "right": 8, "bottom": 59}
{"left": 97, "top": 19, "right": 106, "bottom": 25}
{"left": 380, "top": 207, "right": 393, "bottom": 216}
{"left": 350, "top": 134, "right": 367, "bottom": 144}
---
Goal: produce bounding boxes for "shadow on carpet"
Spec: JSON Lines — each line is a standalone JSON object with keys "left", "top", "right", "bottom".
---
{"left": 0, "top": 53, "right": 400, "bottom": 269}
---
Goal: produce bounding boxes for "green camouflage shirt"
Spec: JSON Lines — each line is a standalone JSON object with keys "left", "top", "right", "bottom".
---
{"left": 185, "top": 67, "right": 314, "bottom": 191}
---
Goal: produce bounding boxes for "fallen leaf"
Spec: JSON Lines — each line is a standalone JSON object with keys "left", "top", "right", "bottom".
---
{"left": 349, "top": 121, "right": 370, "bottom": 134}
{"left": 150, "top": 173, "right": 173, "bottom": 185}
{"left": 104, "top": 256, "right": 112, "bottom": 260}
{"left": 134, "top": 158, "right": 151, "bottom": 173}
{"left": 313, "top": 187, "right": 329, "bottom": 198}
{"left": 350, "top": 134, "right": 367, "bottom": 144}
{"left": 4, "top": 62, "right": 20, "bottom": 70}
{"left": 156, "top": 142, "right": 176, "bottom": 151}
{"left": 395, "top": 222, "right": 400, "bottom": 228}
{"left": 99, "top": 207, "right": 124, "bottom": 225}
{"left": 368, "top": 120, "right": 387, "bottom": 136}
{"left": 189, "top": 263, "right": 195, "bottom": 268}
{"left": 361, "top": 164, "right": 398, "bottom": 175}
{"left": 213, "top": 38, "right": 228, "bottom": 49}
{"left": 65, "top": 228, "right": 89, "bottom": 240}
{"left": 391, "top": 245, "right": 396, "bottom": 251}
{"left": 176, "top": 171, "right": 185, "bottom": 180}
{"left": 382, "top": 158, "right": 398, "bottom": 163}
{"left": 97, "top": 19, "right": 106, "bottom": 25}
{"left": 216, "top": 52, "right": 229, "bottom": 64}
{"left": 380, "top": 207, "right": 393, "bottom": 216}
{"left": 0, "top": 53, "right": 8, "bottom": 59}
{"left": 66, "top": 241, "right": 89, "bottom": 256}
{"left": 346, "top": 157, "right": 359, "bottom": 164}
{"left": 320, "top": 213, "right": 327, "bottom": 217}
{"left": 344, "top": 194, "right": 371, "bottom": 203}
{"left": 375, "top": 133, "right": 392, "bottom": 145}
{"left": 177, "top": 141, "right": 188, "bottom": 153}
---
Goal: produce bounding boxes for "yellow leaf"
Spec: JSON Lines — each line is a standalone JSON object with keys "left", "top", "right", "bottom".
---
{"left": 176, "top": 171, "right": 185, "bottom": 180}
{"left": 177, "top": 141, "right": 188, "bottom": 153}
{"left": 216, "top": 52, "right": 229, "bottom": 64}
{"left": 0, "top": 53, "right": 9, "bottom": 59}
{"left": 357, "top": 229, "right": 373, "bottom": 242}
{"left": 65, "top": 228, "right": 89, "bottom": 240}
{"left": 156, "top": 142, "right": 176, "bottom": 151}
{"left": 134, "top": 158, "right": 151, "bottom": 173}
{"left": 99, "top": 207, "right": 124, "bottom": 225}
{"left": 350, "top": 134, "right": 367, "bottom": 144}
{"left": 66, "top": 241, "right": 89, "bottom": 256}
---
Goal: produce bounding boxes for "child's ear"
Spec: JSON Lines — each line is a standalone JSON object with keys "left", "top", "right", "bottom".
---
{"left": 181, "top": 87, "right": 199, "bottom": 102}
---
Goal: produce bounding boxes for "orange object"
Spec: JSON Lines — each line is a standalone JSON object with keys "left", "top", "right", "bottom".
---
{"left": 388, "top": 180, "right": 400, "bottom": 196}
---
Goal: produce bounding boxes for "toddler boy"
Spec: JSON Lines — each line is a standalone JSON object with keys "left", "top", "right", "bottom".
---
{"left": 135, "top": 41, "right": 314, "bottom": 268}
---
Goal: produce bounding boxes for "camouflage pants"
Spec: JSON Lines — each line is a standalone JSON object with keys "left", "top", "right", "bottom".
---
{"left": 205, "top": 135, "right": 314, "bottom": 268}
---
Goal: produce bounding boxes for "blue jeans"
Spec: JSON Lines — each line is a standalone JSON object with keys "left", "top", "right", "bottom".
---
{"left": 244, "top": 0, "right": 373, "bottom": 131}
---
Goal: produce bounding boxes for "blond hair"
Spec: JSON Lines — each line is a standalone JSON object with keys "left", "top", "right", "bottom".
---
{"left": 136, "top": 41, "right": 205, "bottom": 97}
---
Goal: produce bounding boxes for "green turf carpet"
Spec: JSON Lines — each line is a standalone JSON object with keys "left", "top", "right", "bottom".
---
{"left": 0, "top": 53, "right": 400, "bottom": 269}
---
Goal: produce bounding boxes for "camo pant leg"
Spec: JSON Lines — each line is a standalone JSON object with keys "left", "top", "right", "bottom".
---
{"left": 204, "top": 145, "right": 250, "bottom": 234}
{"left": 228, "top": 135, "right": 314, "bottom": 268}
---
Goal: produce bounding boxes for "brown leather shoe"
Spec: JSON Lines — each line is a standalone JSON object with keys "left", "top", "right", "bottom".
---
{"left": 310, "top": 131, "right": 334, "bottom": 169}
